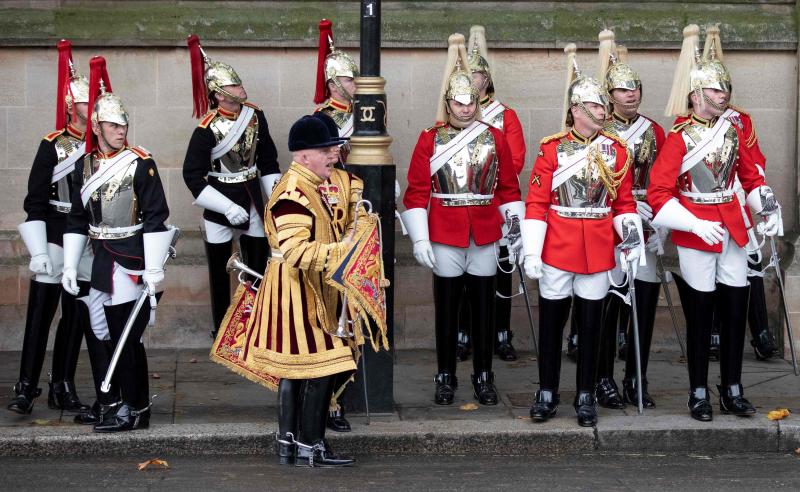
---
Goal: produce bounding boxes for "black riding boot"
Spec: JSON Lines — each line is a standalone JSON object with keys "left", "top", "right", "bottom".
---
{"left": 94, "top": 298, "right": 151, "bottom": 433}
{"left": 74, "top": 284, "right": 119, "bottom": 425}
{"left": 277, "top": 378, "right": 303, "bottom": 465}
{"left": 467, "top": 274, "right": 498, "bottom": 405}
{"left": 8, "top": 280, "right": 61, "bottom": 414}
{"left": 295, "top": 375, "right": 354, "bottom": 467}
{"left": 531, "top": 296, "right": 571, "bottom": 422}
{"left": 710, "top": 294, "right": 721, "bottom": 362}
{"left": 574, "top": 296, "right": 603, "bottom": 426}
{"left": 717, "top": 283, "right": 756, "bottom": 416}
{"left": 133, "top": 341, "right": 151, "bottom": 429}
{"left": 456, "top": 288, "right": 471, "bottom": 362}
{"left": 239, "top": 234, "right": 268, "bottom": 283}
{"left": 566, "top": 298, "right": 578, "bottom": 362}
{"left": 49, "top": 286, "right": 89, "bottom": 413}
{"left": 747, "top": 258, "right": 779, "bottom": 360}
{"left": 674, "top": 274, "right": 714, "bottom": 421}
{"left": 623, "top": 279, "right": 660, "bottom": 409}
{"left": 205, "top": 240, "right": 233, "bottom": 339}
{"left": 617, "top": 293, "right": 630, "bottom": 361}
{"left": 494, "top": 246, "right": 517, "bottom": 361}
{"left": 326, "top": 371, "right": 353, "bottom": 432}
{"left": 596, "top": 291, "right": 625, "bottom": 409}
{"left": 433, "top": 274, "right": 465, "bottom": 405}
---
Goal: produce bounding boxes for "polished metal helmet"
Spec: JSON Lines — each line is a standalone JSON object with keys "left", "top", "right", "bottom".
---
{"left": 563, "top": 43, "right": 609, "bottom": 128}
{"left": 606, "top": 59, "right": 640, "bottom": 91}
{"left": 467, "top": 25, "right": 494, "bottom": 97}
{"left": 92, "top": 88, "right": 129, "bottom": 126}
{"left": 690, "top": 49, "right": 731, "bottom": 93}
{"left": 445, "top": 69, "right": 478, "bottom": 105}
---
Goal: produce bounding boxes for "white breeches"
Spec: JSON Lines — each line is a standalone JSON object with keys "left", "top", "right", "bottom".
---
{"left": 83, "top": 263, "right": 145, "bottom": 341}
{"left": 539, "top": 263, "right": 610, "bottom": 301}
{"left": 676, "top": 231, "right": 747, "bottom": 292}
{"left": 35, "top": 242, "right": 93, "bottom": 284}
{"left": 431, "top": 238, "right": 497, "bottom": 277}
{"left": 204, "top": 204, "right": 265, "bottom": 243}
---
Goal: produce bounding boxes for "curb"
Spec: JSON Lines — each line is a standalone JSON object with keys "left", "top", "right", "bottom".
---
{"left": 2, "top": 417, "right": 797, "bottom": 457}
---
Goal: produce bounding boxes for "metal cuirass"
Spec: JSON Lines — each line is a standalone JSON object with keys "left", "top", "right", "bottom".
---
{"left": 52, "top": 133, "right": 83, "bottom": 205}
{"left": 83, "top": 155, "right": 140, "bottom": 230}
{"left": 554, "top": 138, "right": 615, "bottom": 209}
{"left": 681, "top": 123, "right": 739, "bottom": 194}
{"left": 605, "top": 117, "right": 657, "bottom": 195}
{"left": 209, "top": 113, "right": 258, "bottom": 173}
{"left": 482, "top": 105, "right": 505, "bottom": 131}
{"left": 430, "top": 125, "right": 498, "bottom": 207}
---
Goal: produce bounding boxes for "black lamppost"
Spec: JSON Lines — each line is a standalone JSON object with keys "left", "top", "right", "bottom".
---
{"left": 346, "top": 0, "right": 395, "bottom": 414}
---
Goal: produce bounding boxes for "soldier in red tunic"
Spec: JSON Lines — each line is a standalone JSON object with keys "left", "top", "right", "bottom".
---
{"left": 594, "top": 30, "right": 667, "bottom": 411}
{"left": 401, "top": 34, "right": 523, "bottom": 406}
{"left": 648, "top": 25, "right": 782, "bottom": 421}
{"left": 520, "top": 44, "right": 642, "bottom": 427}
{"left": 455, "top": 25, "right": 528, "bottom": 362}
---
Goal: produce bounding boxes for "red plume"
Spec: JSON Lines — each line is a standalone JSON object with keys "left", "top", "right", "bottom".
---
{"left": 314, "top": 19, "right": 334, "bottom": 104}
{"left": 188, "top": 34, "right": 208, "bottom": 118}
{"left": 86, "top": 56, "right": 112, "bottom": 154}
{"left": 56, "top": 39, "right": 73, "bottom": 130}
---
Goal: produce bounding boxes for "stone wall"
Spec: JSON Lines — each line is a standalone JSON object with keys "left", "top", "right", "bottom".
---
{"left": 0, "top": 1, "right": 798, "bottom": 354}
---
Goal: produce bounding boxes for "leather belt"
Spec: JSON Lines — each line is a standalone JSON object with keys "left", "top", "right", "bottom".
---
{"left": 48, "top": 199, "right": 71, "bottom": 213}
{"left": 88, "top": 223, "right": 143, "bottom": 240}
{"left": 680, "top": 189, "right": 735, "bottom": 204}
{"left": 431, "top": 192, "right": 494, "bottom": 207}
{"left": 208, "top": 166, "right": 258, "bottom": 184}
{"left": 551, "top": 205, "right": 611, "bottom": 219}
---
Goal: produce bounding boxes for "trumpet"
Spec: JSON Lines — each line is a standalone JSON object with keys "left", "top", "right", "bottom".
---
{"left": 226, "top": 251, "right": 264, "bottom": 291}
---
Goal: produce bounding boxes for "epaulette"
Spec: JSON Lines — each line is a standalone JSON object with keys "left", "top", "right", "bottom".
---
{"left": 539, "top": 130, "right": 568, "bottom": 145}
{"left": 131, "top": 146, "right": 152, "bottom": 159}
{"left": 43, "top": 130, "right": 64, "bottom": 142}
{"left": 670, "top": 120, "right": 691, "bottom": 134}
{"left": 425, "top": 122, "right": 447, "bottom": 133}
{"left": 243, "top": 101, "right": 261, "bottom": 111}
{"left": 198, "top": 110, "right": 217, "bottom": 129}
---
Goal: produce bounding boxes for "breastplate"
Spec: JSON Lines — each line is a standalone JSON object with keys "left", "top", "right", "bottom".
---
{"left": 325, "top": 107, "right": 353, "bottom": 137}
{"left": 554, "top": 138, "right": 615, "bottom": 208}
{"left": 681, "top": 123, "right": 739, "bottom": 193}
{"left": 482, "top": 105, "right": 505, "bottom": 131}
{"left": 430, "top": 125, "right": 498, "bottom": 206}
{"left": 52, "top": 134, "right": 83, "bottom": 204}
{"left": 209, "top": 113, "right": 258, "bottom": 173}
{"left": 605, "top": 118, "right": 657, "bottom": 193}
{"left": 83, "top": 155, "right": 140, "bottom": 228}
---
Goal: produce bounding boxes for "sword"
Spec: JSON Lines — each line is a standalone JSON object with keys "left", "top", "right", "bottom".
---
{"left": 767, "top": 236, "right": 798, "bottom": 376}
{"left": 627, "top": 259, "right": 644, "bottom": 415}
{"left": 360, "top": 347, "right": 370, "bottom": 425}
{"left": 101, "top": 227, "right": 180, "bottom": 393}
{"left": 517, "top": 268, "right": 539, "bottom": 357}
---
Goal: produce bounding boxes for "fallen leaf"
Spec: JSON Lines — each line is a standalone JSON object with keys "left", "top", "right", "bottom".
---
{"left": 459, "top": 403, "right": 479, "bottom": 411}
{"left": 794, "top": 448, "right": 800, "bottom": 456}
{"left": 516, "top": 415, "right": 530, "bottom": 420}
{"left": 528, "top": 357, "right": 537, "bottom": 362}
{"left": 30, "top": 419, "right": 52, "bottom": 426}
{"left": 767, "top": 408, "right": 791, "bottom": 421}
{"left": 138, "top": 458, "right": 170, "bottom": 471}
{"left": 190, "top": 358, "right": 197, "bottom": 363}
{"left": 152, "top": 373, "right": 161, "bottom": 379}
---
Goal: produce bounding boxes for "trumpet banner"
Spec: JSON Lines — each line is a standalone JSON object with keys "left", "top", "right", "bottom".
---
{"left": 326, "top": 212, "right": 389, "bottom": 351}
{"left": 209, "top": 283, "right": 280, "bottom": 390}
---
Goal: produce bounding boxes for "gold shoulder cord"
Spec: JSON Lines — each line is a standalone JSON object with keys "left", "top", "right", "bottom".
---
{"left": 587, "top": 142, "right": 631, "bottom": 201}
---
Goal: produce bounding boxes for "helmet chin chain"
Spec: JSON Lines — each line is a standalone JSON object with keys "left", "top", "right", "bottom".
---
{"left": 332, "top": 77, "right": 354, "bottom": 104}
{"left": 445, "top": 103, "right": 476, "bottom": 128}
{"left": 702, "top": 92, "right": 728, "bottom": 112}
{"left": 213, "top": 86, "right": 247, "bottom": 105}
{"left": 609, "top": 95, "right": 640, "bottom": 114}
{"left": 576, "top": 102, "right": 606, "bottom": 127}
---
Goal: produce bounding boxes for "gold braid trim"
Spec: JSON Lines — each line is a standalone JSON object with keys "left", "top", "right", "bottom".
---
{"left": 588, "top": 133, "right": 631, "bottom": 201}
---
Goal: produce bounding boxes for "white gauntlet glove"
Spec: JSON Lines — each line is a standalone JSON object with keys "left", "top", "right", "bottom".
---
{"left": 61, "top": 233, "right": 88, "bottom": 295}
{"left": 194, "top": 186, "right": 249, "bottom": 226}
{"left": 400, "top": 208, "right": 436, "bottom": 270}
{"left": 18, "top": 220, "right": 53, "bottom": 276}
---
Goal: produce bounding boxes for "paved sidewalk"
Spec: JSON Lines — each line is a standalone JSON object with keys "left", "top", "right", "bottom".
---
{"left": 0, "top": 347, "right": 799, "bottom": 456}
